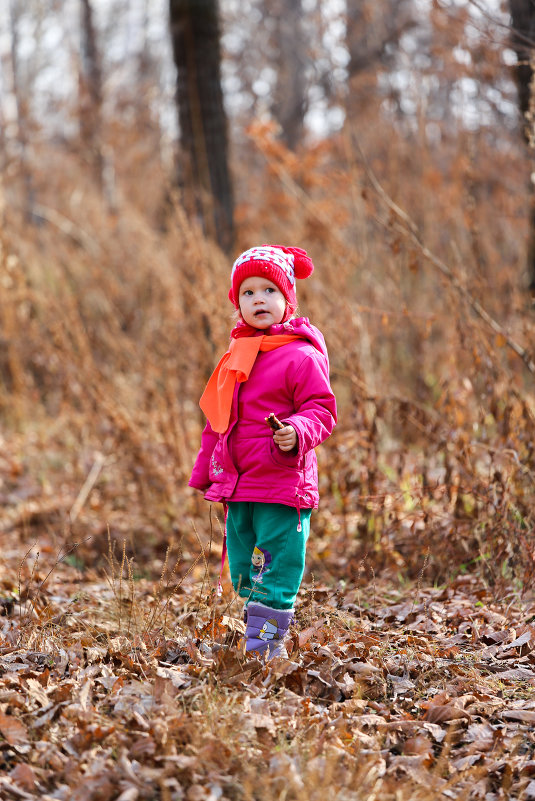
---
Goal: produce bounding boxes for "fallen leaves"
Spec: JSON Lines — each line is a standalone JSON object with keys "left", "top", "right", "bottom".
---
{"left": 0, "top": 551, "right": 534, "bottom": 801}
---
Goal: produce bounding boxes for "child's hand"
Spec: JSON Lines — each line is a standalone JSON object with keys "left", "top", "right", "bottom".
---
{"left": 273, "top": 425, "right": 297, "bottom": 452}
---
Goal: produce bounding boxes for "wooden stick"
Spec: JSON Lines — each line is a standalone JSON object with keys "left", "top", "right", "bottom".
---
{"left": 265, "top": 412, "right": 285, "bottom": 431}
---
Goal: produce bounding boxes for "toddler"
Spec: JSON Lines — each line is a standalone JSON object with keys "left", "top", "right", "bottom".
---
{"left": 189, "top": 245, "right": 337, "bottom": 658}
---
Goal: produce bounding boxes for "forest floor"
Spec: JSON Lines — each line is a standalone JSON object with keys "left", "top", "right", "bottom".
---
{"left": 1, "top": 530, "right": 535, "bottom": 800}
{"left": 1, "top": 432, "right": 535, "bottom": 801}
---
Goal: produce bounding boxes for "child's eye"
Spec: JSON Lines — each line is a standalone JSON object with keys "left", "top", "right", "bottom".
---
{"left": 266, "top": 287, "right": 275, "bottom": 293}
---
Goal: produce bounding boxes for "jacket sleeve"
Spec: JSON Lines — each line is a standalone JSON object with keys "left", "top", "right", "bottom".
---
{"left": 283, "top": 350, "right": 337, "bottom": 459}
{"left": 188, "top": 420, "right": 219, "bottom": 491}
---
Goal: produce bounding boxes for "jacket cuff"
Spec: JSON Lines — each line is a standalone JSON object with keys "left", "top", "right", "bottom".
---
{"left": 188, "top": 478, "right": 209, "bottom": 492}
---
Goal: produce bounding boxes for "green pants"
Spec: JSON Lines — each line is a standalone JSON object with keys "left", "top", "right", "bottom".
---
{"left": 226, "top": 501, "right": 312, "bottom": 610}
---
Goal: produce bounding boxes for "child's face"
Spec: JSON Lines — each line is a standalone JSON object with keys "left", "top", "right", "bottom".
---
{"left": 238, "top": 277, "right": 286, "bottom": 329}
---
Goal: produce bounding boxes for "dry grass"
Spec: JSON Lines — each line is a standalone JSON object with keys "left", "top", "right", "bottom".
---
{"left": 1, "top": 65, "right": 535, "bottom": 798}
{"left": 2, "top": 120, "right": 534, "bottom": 580}
{"left": 1, "top": 537, "right": 534, "bottom": 800}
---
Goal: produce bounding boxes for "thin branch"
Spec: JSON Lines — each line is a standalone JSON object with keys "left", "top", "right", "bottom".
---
{"left": 69, "top": 451, "right": 106, "bottom": 523}
{"left": 466, "top": 0, "right": 535, "bottom": 51}
{"left": 31, "top": 203, "right": 101, "bottom": 257}
{"left": 352, "top": 133, "right": 535, "bottom": 376}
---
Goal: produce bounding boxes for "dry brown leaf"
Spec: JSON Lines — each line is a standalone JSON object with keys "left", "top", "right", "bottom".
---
{"left": 25, "top": 677, "right": 49, "bottom": 707}
{"left": 52, "top": 682, "right": 74, "bottom": 703}
{"left": 155, "top": 665, "right": 190, "bottom": 689}
{"left": 465, "top": 721, "right": 496, "bottom": 750}
{"left": 9, "top": 763, "right": 36, "bottom": 792}
{"left": 155, "top": 754, "right": 197, "bottom": 770}
{"left": 186, "top": 785, "right": 208, "bottom": 801}
{"left": 495, "top": 667, "right": 535, "bottom": 681}
{"left": 115, "top": 788, "right": 140, "bottom": 801}
{"left": 299, "top": 621, "right": 328, "bottom": 646}
{"left": 523, "top": 781, "right": 535, "bottom": 801}
{"left": 388, "top": 674, "right": 416, "bottom": 695}
{"left": 221, "top": 614, "right": 246, "bottom": 633}
{"left": 480, "top": 628, "right": 510, "bottom": 645}
{"left": 129, "top": 735, "right": 156, "bottom": 759}
{"left": 403, "top": 735, "right": 434, "bottom": 760}
{"left": 0, "top": 776, "right": 37, "bottom": 800}
{"left": 502, "top": 709, "right": 535, "bottom": 724}
{"left": 72, "top": 775, "right": 117, "bottom": 801}
{"left": 421, "top": 721, "right": 448, "bottom": 742}
{"left": 451, "top": 753, "right": 485, "bottom": 770}
{"left": 347, "top": 661, "right": 382, "bottom": 678}
{"left": 32, "top": 703, "right": 65, "bottom": 729}
{"left": 0, "top": 710, "right": 29, "bottom": 745}
{"left": 357, "top": 713, "right": 387, "bottom": 729}
{"left": 502, "top": 630, "right": 532, "bottom": 651}
{"left": 423, "top": 704, "right": 471, "bottom": 723}
{"left": 386, "top": 753, "right": 440, "bottom": 783}
{"left": 78, "top": 678, "right": 93, "bottom": 712}
{"left": 249, "top": 713, "right": 276, "bottom": 736}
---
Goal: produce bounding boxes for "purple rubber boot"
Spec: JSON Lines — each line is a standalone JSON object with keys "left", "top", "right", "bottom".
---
{"left": 244, "top": 602, "right": 294, "bottom": 659}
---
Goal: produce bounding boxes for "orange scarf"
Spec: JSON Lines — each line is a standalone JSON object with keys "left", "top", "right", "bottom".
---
{"left": 200, "top": 334, "right": 298, "bottom": 433}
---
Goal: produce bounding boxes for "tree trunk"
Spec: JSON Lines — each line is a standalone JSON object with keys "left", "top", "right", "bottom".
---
{"left": 79, "top": 0, "right": 105, "bottom": 193}
{"left": 345, "top": 0, "right": 414, "bottom": 121}
{"left": 509, "top": 0, "right": 535, "bottom": 294}
{"left": 271, "top": 0, "right": 307, "bottom": 150}
{"left": 169, "top": 0, "right": 234, "bottom": 253}
{"left": 8, "top": 0, "right": 34, "bottom": 219}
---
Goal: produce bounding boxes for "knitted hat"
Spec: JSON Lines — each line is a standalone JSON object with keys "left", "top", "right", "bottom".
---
{"left": 229, "top": 245, "right": 314, "bottom": 322}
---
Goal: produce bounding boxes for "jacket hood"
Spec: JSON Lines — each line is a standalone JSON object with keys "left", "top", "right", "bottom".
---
{"left": 231, "top": 316, "right": 329, "bottom": 360}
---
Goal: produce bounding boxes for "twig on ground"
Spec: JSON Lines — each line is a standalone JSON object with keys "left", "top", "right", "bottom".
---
{"left": 69, "top": 452, "right": 106, "bottom": 523}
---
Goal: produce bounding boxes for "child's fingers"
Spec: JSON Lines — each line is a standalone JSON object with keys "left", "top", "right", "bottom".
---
{"left": 273, "top": 425, "right": 292, "bottom": 440}
{"left": 278, "top": 442, "right": 294, "bottom": 452}
{"left": 274, "top": 426, "right": 297, "bottom": 451}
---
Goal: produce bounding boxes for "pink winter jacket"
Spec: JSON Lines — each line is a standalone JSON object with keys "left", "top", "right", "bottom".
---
{"left": 189, "top": 317, "right": 337, "bottom": 511}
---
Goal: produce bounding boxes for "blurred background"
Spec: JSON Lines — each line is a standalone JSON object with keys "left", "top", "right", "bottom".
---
{"left": 1, "top": 0, "right": 534, "bottom": 592}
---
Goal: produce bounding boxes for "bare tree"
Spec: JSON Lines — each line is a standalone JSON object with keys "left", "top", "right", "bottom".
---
{"left": 270, "top": 0, "right": 307, "bottom": 150}
{"left": 169, "top": 0, "right": 234, "bottom": 253}
{"left": 7, "top": 0, "right": 34, "bottom": 218}
{"left": 509, "top": 0, "right": 535, "bottom": 294}
{"left": 345, "top": 0, "right": 415, "bottom": 120}
{"left": 79, "top": 0, "right": 105, "bottom": 191}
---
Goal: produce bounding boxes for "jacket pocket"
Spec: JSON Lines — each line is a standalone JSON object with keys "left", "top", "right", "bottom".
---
{"left": 268, "top": 436, "right": 301, "bottom": 470}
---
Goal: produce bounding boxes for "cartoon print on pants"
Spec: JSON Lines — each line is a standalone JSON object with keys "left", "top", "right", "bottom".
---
{"left": 251, "top": 546, "right": 272, "bottom": 585}
{"left": 259, "top": 618, "right": 279, "bottom": 641}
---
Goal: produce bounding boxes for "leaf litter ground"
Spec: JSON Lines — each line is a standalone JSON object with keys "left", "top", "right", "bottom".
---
{"left": 1, "top": 530, "right": 535, "bottom": 801}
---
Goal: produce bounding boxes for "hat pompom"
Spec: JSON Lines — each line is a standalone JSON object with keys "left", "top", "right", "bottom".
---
{"left": 282, "top": 246, "right": 314, "bottom": 279}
